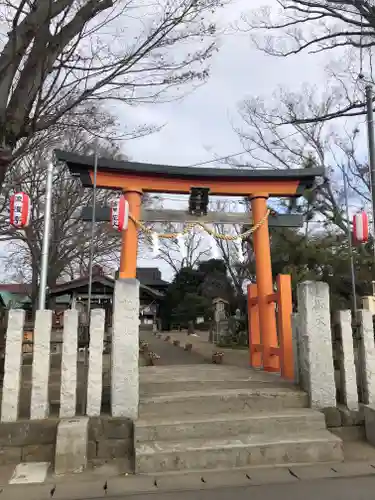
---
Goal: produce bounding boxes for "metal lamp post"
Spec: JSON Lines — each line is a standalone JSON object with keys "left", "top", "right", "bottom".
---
{"left": 342, "top": 164, "right": 357, "bottom": 314}
{"left": 38, "top": 162, "right": 54, "bottom": 310}
{"left": 366, "top": 85, "right": 375, "bottom": 297}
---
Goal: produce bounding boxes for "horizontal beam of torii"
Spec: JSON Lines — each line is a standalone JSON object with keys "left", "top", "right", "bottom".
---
{"left": 81, "top": 206, "right": 304, "bottom": 227}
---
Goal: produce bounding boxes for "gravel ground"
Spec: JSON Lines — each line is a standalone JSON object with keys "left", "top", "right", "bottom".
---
{"left": 139, "top": 330, "right": 209, "bottom": 365}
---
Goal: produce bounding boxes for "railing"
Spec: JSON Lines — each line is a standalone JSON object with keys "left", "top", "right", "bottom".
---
{"left": 330, "top": 309, "right": 375, "bottom": 411}
{"left": 0, "top": 279, "right": 142, "bottom": 424}
{"left": 291, "top": 280, "right": 375, "bottom": 411}
{"left": 247, "top": 274, "right": 294, "bottom": 380}
{"left": 0, "top": 308, "right": 107, "bottom": 422}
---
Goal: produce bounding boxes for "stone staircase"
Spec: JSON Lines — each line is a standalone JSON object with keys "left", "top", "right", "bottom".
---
{"left": 135, "top": 365, "right": 343, "bottom": 474}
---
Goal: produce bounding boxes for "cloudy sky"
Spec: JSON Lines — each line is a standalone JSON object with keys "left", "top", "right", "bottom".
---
{"left": 111, "top": 0, "right": 329, "bottom": 280}
{"left": 0, "top": 0, "right": 339, "bottom": 283}
{"left": 123, "top": 0, "right": 327, "bottom": 167}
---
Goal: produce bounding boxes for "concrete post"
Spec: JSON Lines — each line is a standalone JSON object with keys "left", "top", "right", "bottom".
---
{"left": 31, "top": 310, "right": 52, "bottom": 419}
{"left": 296, "top": 281, "right": 336, "bottom": 408}
{"left": 55, "top": 417, "right": 89, "bottom": 475}
{"left": 357, "top": 309, "right": 375, "bottom": 405}
{"left": 111, "top": 279, "right": 139, "bottom": 419}
{"left": 87, "top": 309, "right": 105, "bottom": 416}
{"left": 335, "top": 311, "right": 358, "bottom": 411}
{"left": 362, "top": 296, "right": 375, "bottom": 314}
{"left": 60, "top": 310, "right": 78, "bottom": 418}
{"left": 1, "top": 310, "right": 25, "bottom": 422}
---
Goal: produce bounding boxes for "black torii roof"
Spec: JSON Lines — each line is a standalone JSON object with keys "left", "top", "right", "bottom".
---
{"left": 54, "top": 149, "right": 324, "bottom": 195}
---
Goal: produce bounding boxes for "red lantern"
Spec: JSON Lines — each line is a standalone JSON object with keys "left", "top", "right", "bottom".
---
{"left": 9, "top": 192, "right": 31, "bottom": 228}
{"left": 353, "top": 211, "right": 369, "bottom": 243}
{"left": 111, "top": 196, "right": 129, "bottom": 231}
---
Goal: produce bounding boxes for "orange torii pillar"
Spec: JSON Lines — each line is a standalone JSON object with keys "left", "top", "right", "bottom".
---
{"left": 119, "top": 190, "right": 142, "bottom": 279}
{"left": 250, "top": 194, "right": 279, "bottom": 372}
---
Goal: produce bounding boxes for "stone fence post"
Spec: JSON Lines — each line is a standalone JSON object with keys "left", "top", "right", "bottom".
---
{"left": 357, "top": 309, "right": 375, "bottom": 405}
{"left": 60, "top": 310, "right": 78, "bottom": 418}
{"left": 296, "top": 281, "right": 336, "bottom": 409}
{"left": 87, "top": 309, "right": 105, "bottom": 417}
{"left": 291, "top": 313, "right": 300, "bottom": 386}
{"left": 1, "top": 309, "right": 25, "bottom": 422}
{"left": 333, "top": 311, "right": 358, "bottom": 411}
{"left": 111, "top": 278, "right": 140, "bottom": 419}
{"left": 31, "top": 310, "right": 52, "bottom": 419}
{"left": 357, "top": 310, "right": 375, "bottom": 447}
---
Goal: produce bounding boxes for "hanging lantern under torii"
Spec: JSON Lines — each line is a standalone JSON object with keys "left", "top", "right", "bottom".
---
{"left": 111, "top": 195, "right": 129, "bottom": 231}
{"left": 9, "top": 192, "right": 31, "bottom": 228}
{"left": 353, "top": 211, "right": 369, "bottom": 244}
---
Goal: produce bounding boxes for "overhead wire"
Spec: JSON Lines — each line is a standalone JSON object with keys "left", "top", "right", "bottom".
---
{"left": 146, "top": 128, "right": 308, "bottom": 214}
{"left": 183, "top": 129, "right": 304, "bottom": 168}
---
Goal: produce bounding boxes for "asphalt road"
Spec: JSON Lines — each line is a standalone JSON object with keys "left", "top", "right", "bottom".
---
{"left": 91, "top": 476, "right": 375, "bottom": 500}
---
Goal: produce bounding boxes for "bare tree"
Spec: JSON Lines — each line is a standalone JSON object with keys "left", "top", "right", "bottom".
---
{"left": 234, "top": 84, "right": 371, "bottom": 233}
{"left": 155, "top": 223, "right": 211, "bottom": 273}
{"left": 0, "top": 0, "right": 228, "bottom": 187}
{"left": 152, "top": 197, "right": 252, "bottom": 292}
{"left": 242, "top": 0, "right": 375, "bottom": 122}
{"left": 206, "top": 199, "right": 249, "bottom": 294}
{"left": 0, "top": 116, "right": 129, "bottom": 308}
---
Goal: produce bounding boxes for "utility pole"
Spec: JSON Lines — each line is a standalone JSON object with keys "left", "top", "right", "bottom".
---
{"left": 87, "top": 150, "right": 98, "bottom": 323}
{"left": 366, "top": 85, "right": 375, "bottom": 301}
{"left": 342, "top": 164, "right": 357, "bottom": 314}
{"left": 38, "top": 162, "right": 54, "bottom": 310}
{"left": 366, "top": 85, "right": 375, "bottom": 239}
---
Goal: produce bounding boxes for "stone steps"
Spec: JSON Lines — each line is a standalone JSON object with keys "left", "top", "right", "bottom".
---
{"left": 139, "top": 365, "right": 289, "bottom": 385}
{"left": 139, "top": 387, "right": 308, "bottom": 417}
{"left": 140, "top": 379, "right": 292, "bottom": 395}
{"left": 136, "top": 366, "right": 343, "bottom": 474}
{"left": 135, "top": 408, "right": 327, "bottom": 442}
{"left": 135, "top": 430, "right": 343, "bottom": 473}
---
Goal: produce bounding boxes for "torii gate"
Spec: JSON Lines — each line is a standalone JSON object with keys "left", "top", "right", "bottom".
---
{"left": 55, "top": 149, "right": 323, "bottom": 378}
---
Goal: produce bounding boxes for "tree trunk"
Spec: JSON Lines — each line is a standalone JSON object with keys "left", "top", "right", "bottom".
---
{"left": 0, "top": 145, "right": 13, "bottom": 191}
{"left": 31, "top": 270, "right": 39, "bottom": 319}
{"left": 0, "top": 310, "right": 6, "bottom": 383}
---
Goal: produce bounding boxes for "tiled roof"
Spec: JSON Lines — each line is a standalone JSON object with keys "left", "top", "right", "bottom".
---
{"left": 135, "top": 267, "right": 169, "bottom": 287}
{"left": 49, "top": 273, "right": 165, "bottom": 299}
{"left": 0, "top": 283, "right": 32, "bottom": 294}
{"left": 0, "top": 267, "right": 169, "bottom": 302}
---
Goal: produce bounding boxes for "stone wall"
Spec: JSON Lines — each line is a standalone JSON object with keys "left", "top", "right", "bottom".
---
{"left": 88, "top": 417, "right": 134, "bottom": 470}
{"left": 0, "top": 417, "right": 135, "bottom": 469}
{"left": 0, "top": 419, "right": 58, "bottom": 465}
